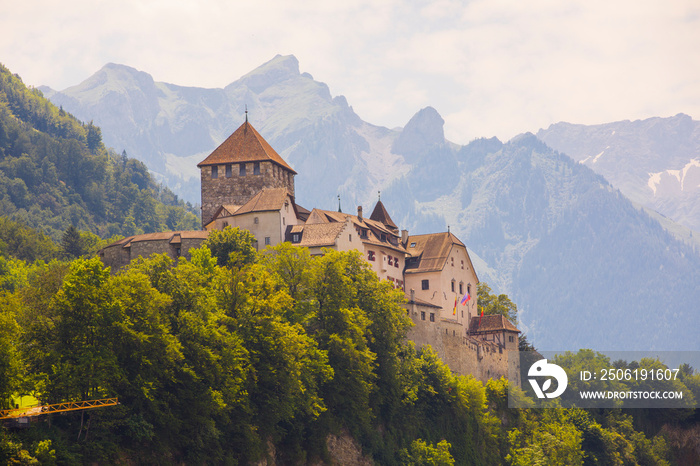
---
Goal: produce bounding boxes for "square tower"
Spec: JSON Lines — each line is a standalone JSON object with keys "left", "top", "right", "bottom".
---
{"left": 198, "top": 120, "right": 296, "bottom": 226}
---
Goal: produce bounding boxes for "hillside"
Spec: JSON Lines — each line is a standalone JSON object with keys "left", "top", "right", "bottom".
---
{"left": 0, "top": 63, "right": 199, "bottom": 241}
{"left": 42, "top": 55, "right": 700, "bottom": 352}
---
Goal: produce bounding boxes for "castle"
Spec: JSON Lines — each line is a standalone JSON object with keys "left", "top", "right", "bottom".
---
{"left": 100, "top": 119, "right": 521, "bottom": 385}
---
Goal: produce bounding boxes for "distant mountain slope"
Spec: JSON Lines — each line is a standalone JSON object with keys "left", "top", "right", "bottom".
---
{"left": 537, "top": 115, "right": 700, "bottom": 232}
{"left": 0, "top": 63, "right": 198, "bottom": 241}
{"left": 382, "top": 128, "right": 700, "bottom": 351}
{"left": 43, "top": 55, "right": 700, "bottom": 351}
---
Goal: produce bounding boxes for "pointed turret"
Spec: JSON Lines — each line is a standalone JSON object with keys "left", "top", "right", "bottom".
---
{"left": 369, "top": 199, "right": 397, "bottom": 231}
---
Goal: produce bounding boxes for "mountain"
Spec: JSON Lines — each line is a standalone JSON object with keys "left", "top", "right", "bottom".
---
{"left": 0, "top": 62, "right": 198, "bottom": 241}
{"left": 537, "top": 115, "right": 700, "bottom": 233}
{"left": 42, "top": 55, "right": 700, "bottom": 351}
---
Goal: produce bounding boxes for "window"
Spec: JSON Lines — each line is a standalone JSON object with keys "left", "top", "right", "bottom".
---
{"left": 394, "top": 258, "right": 399, "bottom": 268}
{"left": 451, "top": 257, "right": 454, "bottom": 267}
{"left": 175, "top": 247, "right": 181, "bottom": 257}
{"left": 421, "top": 311, "right": 426, "bottom": 321}
{"left": 459, "top": 282, "right": 463, "bottom": 294}
{"left": 410, "top": 242, "right": 416, "bottom": 248}
{"left": 283, "top": 217, "right": 285, "bottom": 225}
{"left": 225, "top": 164, "right": 232, "bottom": 178}
{"left": 461, "top": 260, "right": 464, "bottom": 269}
{"left": 387, "top": 255, "right": 393, "bottom": 266}
{"left": 211, "top": 166, "right": 218, "bottom": 179}
{"left": 292, "top": 233, "right": 301, "bottom": 243}
{"left": 467, "top": 284, "right": 471, "bottom": 296}
{"left": 451, "top": 280, "right": 455, "bottom": 292}
{"left": 264, "top": 237, "right": 271, "bottom": 245}
{"left": 509, "top": 336, "right": 515, "bottom": 343}
{"left": 421, "top": 279, "right": 429, "bottom": 290}
{"left": 368, "top": 250, "right": 376, "bottom": 261}
{"left": 254, "top": 217, "right": 259, "bottom": 224}
{"left": 223, "top": 221, "right": 229, "bottom": 228}
{"left": 254, "top": 162, "right": 260, "bottom": 175}
{"left": 240, "top": 163, "right": 246, "bottom": 176}
{"left": 430, "top": 313, "right": 435, "bottom": 322}
{"left": 349, "top": 234, "right": 352, "bottom": 242}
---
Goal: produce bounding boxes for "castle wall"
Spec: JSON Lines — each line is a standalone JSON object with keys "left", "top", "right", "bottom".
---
{"left": 99, "top": 234, "right": 208, "bottom": 272}
{"left": 406, "top": 301, "right": 519, "bottom": 386}
{"left": 201, "top": 161, "right": 295, "bottom": 226}
{"left": 99, "top": 243, "right": 131, "bottom": 271}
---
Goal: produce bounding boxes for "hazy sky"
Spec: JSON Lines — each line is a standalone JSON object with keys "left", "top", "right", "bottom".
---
{"left": 2, "top": 0, "right": 699, "bottom": 143}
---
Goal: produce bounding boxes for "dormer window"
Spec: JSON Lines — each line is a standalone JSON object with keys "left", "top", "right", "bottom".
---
{"left": 410, "top": 242, "right": 416, "bottom": 248}
{"left": 292, "top": 233, "right": 301, "bottom": 243}
{"left": 211, "top": 166, "right": 218, "bottom": 179}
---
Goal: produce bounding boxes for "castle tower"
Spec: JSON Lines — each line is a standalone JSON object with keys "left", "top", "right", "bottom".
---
{"left": 198, "top": 120, "right": 296, "bottom": 226}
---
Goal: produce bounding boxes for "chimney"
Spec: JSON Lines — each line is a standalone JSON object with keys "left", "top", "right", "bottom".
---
{"left": 357, "top": 205, "right": 363, "bottom": 220}
{"left": 401, "top": 229, "right": 408, "bottom": 244}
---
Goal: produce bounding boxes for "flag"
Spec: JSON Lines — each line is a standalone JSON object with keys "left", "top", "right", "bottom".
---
{"left": 478, "top": 308, "right": 484, "bottom": 327}
{"left": 460, "top": 292, "right": 471, "bottom": 305}
{"left": 453, "top": 295, "right": 458, "bottom": 315}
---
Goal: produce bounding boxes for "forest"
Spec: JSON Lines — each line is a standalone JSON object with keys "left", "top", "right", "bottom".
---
{"left": 0, "top": 227, "right": 698, "bottom": 464}
{"left": 0, "top": 63, "right": 198, "bottom": 242}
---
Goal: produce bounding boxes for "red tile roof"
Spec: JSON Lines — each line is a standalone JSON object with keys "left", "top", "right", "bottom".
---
{"left": 468, "top": 315, "right": 520, "bottom": 334}
{"left": 231, "top": 188, "right": 293, "bottom": 216}
{"left": 404, "top": 232, "right": 466, "bottom": 273}
{"left": 197, "top": 121, "right": 296, "bottom": 173}
{"left": 109, "top": 231, "right": 209, "bottom": 249}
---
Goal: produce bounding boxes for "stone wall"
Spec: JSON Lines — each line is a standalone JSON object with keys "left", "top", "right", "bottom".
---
{"left": 201, "top": 161, "right": 295, "bottom": 226}
{"left": 99, "top": 232, "right": 209, "bottom": 272}
{"left": 406, "top": 301, "right": 519, "bottom": 386}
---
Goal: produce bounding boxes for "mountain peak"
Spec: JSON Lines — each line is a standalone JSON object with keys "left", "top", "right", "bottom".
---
{"left": 62, "top": 63, "right": 156, "bottom": 97}
{"left": 233, "top": 54, "right": 301, "bottom": 93}
{"left": 392, "top": 106, "right": 445, "bottom": 157}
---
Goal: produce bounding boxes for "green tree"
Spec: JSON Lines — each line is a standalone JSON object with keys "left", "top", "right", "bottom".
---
{"left": 400, "top": 439, "right": 455, "bottom": 466}
{"left": 0, "top": 295, "right": 22, "bottom": 407}
{"left": 204, "top": 226, "right": 257, "bottom": 268}
{"left": 61, "top": 225, "right": 84, "bottom": 258}
{"left": 478, "top": 282, "right": 518, "bottom": 324}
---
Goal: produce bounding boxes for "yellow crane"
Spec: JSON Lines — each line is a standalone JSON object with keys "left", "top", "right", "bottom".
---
{"left": 0, "top": 398, "right": 119, "bottom": 421}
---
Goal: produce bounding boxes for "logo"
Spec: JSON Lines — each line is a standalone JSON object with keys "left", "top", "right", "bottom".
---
{"left": 528, "top": 359, "right": 568, "bottom": 399}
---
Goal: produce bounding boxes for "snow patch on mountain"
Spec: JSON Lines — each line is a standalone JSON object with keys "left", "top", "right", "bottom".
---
{"left": 647, "top": 158, "right": 700, "bottom": 195}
